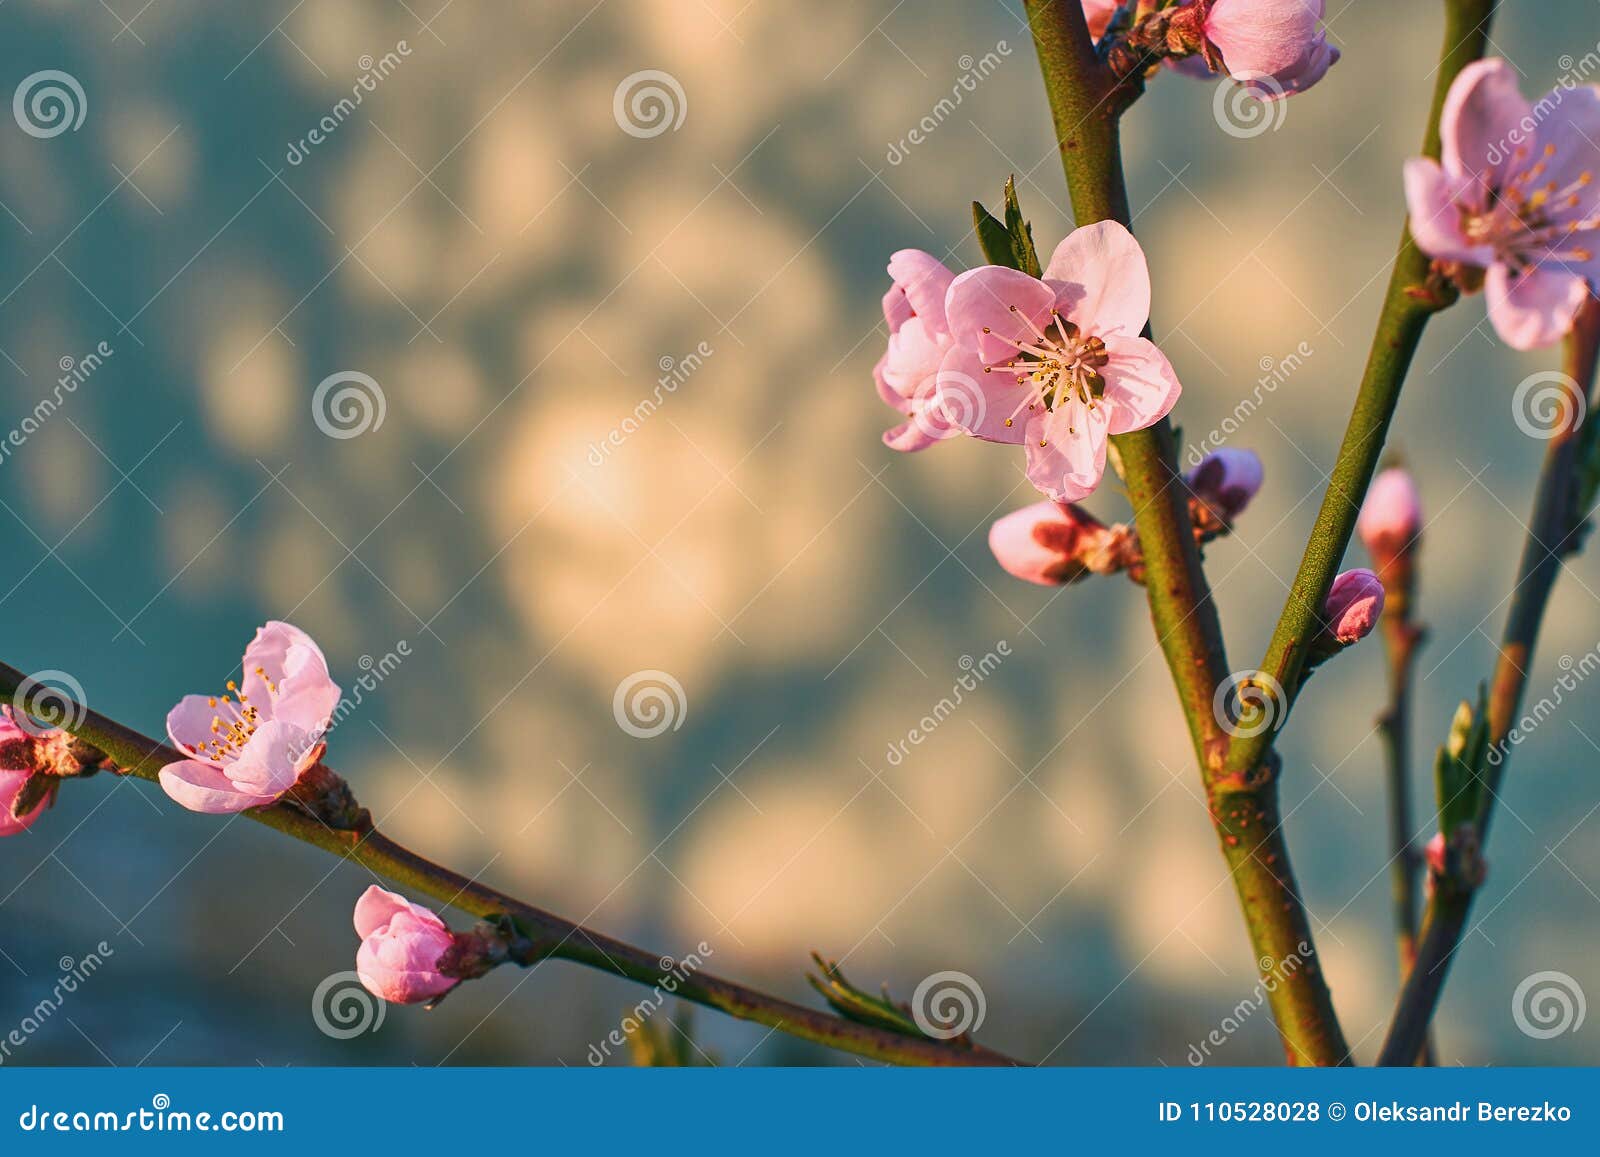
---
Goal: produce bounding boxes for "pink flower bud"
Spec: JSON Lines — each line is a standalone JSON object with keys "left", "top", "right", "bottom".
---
{"left": 1424, "top": 832, "right": 1447, "bottom": 876}
{"left": 0, "top": 713, "right": 47, "bottom": 837}
{"left": 1357, "top": 467, "right": 1422, "bottom": 561}
{"left": 1324, "top": 569, "right": 1384, "bottom": 644}
{"left": 354, "top": 886, "right": 459, "bottom": 1004}
{"left": 1185, "top": 448, "right": 1263, "bottom": 521}
{"left": 1193, "top": 0, "right": 1337, "bottom": 95}
{"left": 988, "top": 501, "right": 1106, "bottom": 586}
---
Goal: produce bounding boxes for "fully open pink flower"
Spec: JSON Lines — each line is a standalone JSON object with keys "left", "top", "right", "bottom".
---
{"left": 876, "top": 250, "right": 962, "bottom": 451}
{"left": 940, "top": 221, "right": 1181, "bottom": 502}
{"left": 0, "top": 713, "right": 47, "bottom": 837}
{"left": 159, "top": 621, "right": 341, "bottom": 815}
{"left": 1404, "top": 59, "right": 1600, "bottom": 349}
{"left": 354, "top": 886, "right": 459, "bottom": 1004}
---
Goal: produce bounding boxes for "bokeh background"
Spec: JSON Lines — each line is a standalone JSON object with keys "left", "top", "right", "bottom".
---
{"left": 1, "top": 0, "right": 1596, "bottom": 1066}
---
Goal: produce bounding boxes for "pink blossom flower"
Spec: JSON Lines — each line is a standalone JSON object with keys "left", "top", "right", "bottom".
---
{"left": 940, "top": 221, "right": 1182, "bottom": 502}
{"left": 1358, "top": 467, "right": 1423, "bottom": 561}
{"left": 1185, "top": 448, "right": 1263, "bottom": 521}
{"left": 1403, "top": 59, "right": 1600, "bottom": 349}
{"left": 1179, "top": 0, "right": 1338, "bottom": 97}
{"left": 0, "top": 712, "right": 47, "bottom": 837}
{"left": 989, "top": 501, "right": 1106, "bottom": 586}
{"left": 354, "top": 886, "right": 459, "bottom": 1004}
{"left": 876, "top": 250, "right": 963, "bottom": 452}
{"left": 1323, "top": 569, "right": 1384, "bottom": 643}
{"left": 159, "top": 621, "right": 341, "bottom": 815}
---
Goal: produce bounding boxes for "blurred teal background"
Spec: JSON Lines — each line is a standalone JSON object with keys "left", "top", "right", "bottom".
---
{"left": 1, "top": 0, "right": 1596, "bottom": 1065}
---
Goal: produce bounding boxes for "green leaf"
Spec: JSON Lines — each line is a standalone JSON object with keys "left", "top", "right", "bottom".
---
{"left": 972, "top": 176, "right": 1041, "bottom": 277}
{"left": 1434, "top": 686, "right": 1488, "bottom": 838}
{"left": 806, "top": 951, "right": 926, "bottom": 1038}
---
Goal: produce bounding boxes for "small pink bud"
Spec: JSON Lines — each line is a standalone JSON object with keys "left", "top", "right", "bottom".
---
{"left": 988, "top": 500, "right": 1105, "bottom": 586}
{"left": 1424, "top": 832, "right": 1447, "bottom": 876}
{"left": 0, "top": 714, "right": 47, "bottom": 837}
{"left": 1185, "top": 448, "right": 1263, "bottom": 521}
{"left": 1324, "top": 569, "right": 1384, "bottom": 644}
{"left": 1357, "top": 467, "right": 1423, "bottom": 561}
{"left": 354, "top": 886, "right": 460, "bottom": 1004}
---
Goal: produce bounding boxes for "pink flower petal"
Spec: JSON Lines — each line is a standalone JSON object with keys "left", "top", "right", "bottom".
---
{"left": 1043, "top": 221, "right": 1152, "bottom": 338}
{"left": 158, "top": 759, "right": 277, "bottom": 815}
{"left": 1205, "top": 0, "right": 1326, "bottom": 80}
{"left": 166, "top": 694, "right": 228, "bottom": 763}
{"left": 945, "top": 265, "right": 1057, "bottom": 364}
{"left": 885, "top": 250, "right": 956, "bottom": 335}
{"left": 1402, "top": 158, "right": 1492, "bottom": 266}
{"left": 1099, "top": 335, "right": 1182, "bottom": 435}
{"left": 1440, "top": 58, "right": 1531, "bottom": 185}
{"left": 1025, "top": 405, "right": 1108, "bottom": 502}
{"left": 989, "top": 500, "right": 1091, "bottom": 585}
{"left": 937, "top": 345, "right": 1030, "bottom": 444}
{"left": 223, "top": 719, "right": 315, "bottom": 798}
{"left": 1485, "top": 263, "right": 1591, "bottom": 351}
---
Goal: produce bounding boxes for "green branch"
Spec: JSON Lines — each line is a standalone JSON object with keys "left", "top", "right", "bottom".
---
{"left": 0, "top": 660, "right": 1019, "bottom": 1068}
{"left": 1023, "top": 0, "right": 1351, "bottom": 1065}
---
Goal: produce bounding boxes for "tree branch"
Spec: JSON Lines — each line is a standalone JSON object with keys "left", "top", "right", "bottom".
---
{"left": 1377, "top": 296, "right": 1600, "bottom": 1066}
{"left": 1023, "top": 0, "right": 1348, "bottom": 1065}
{"left": 1223, "top": 0, "right": 1497, "bottom": 784}
{"left": 0, "top": 660, "right": 1020, "bottom": 1068}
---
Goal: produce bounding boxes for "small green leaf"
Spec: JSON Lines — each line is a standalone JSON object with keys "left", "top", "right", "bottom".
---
{"left": 806, "top": 951, "right": 926, "bottom": 1038}
{"left": 973, "top": 176, "right": 1041, "bottom": 276}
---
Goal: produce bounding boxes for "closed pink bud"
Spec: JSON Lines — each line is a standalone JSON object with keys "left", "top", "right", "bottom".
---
{"left": 354, "top": 886, "right": 459, "bottom": 1004}
{"left": 0, "top": 713, "right": 47, "bottom": 837}
{"left": 1424, "top": 832, "right": 1446, "bottom": 876}
{"left": 1197, "top": 0, "right": 1335, "bottom": 92}
{"left": 1357, "top": 468, "right": 1422, "bottom": 560}
{"left": 1186, "top": 448, "right": 1263, "bottom": 521}
{"left": 1324, "top": 569, "right": 1384, "bottom": 643}
{"left": 988, "top": 501, "right": 1104, "bottom": 586}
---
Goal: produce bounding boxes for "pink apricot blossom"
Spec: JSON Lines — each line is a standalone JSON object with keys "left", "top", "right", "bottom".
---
{"left": 0, "top": 711, "right": 48, "bottom": 837}
{"left": 159, "top": 621, "right": 341, "bottom": 815}
{"left": 1403, "top": 59, "right": 1600, "bottom": 349}
{"left": 1358, "top": 466, "right": 1423, "bottom": 564}
{"left": 1185, "top": 0, "right": 1338, "bottom": 97}
{"left": 354, "top": 886, "right": 459, "bottom": 1004}
{"left": 1323, "top": 569, "right": 1384, "bottom": 643}
{"left": 940, "top": 220, "right": 1182, "bottom": 502}
{"left": 876, "top": 250, "right": 963, "bottom": 451}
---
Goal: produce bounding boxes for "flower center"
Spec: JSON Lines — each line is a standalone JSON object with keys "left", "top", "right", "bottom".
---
{"left": 198, "top": 668, "right": 279, "bottom": 762}
{"left": 981, "top": 307, "right": 1110, "bottom": 439}
{"left": 1461, "top": 143, "right": 1596, "bottom": 271}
